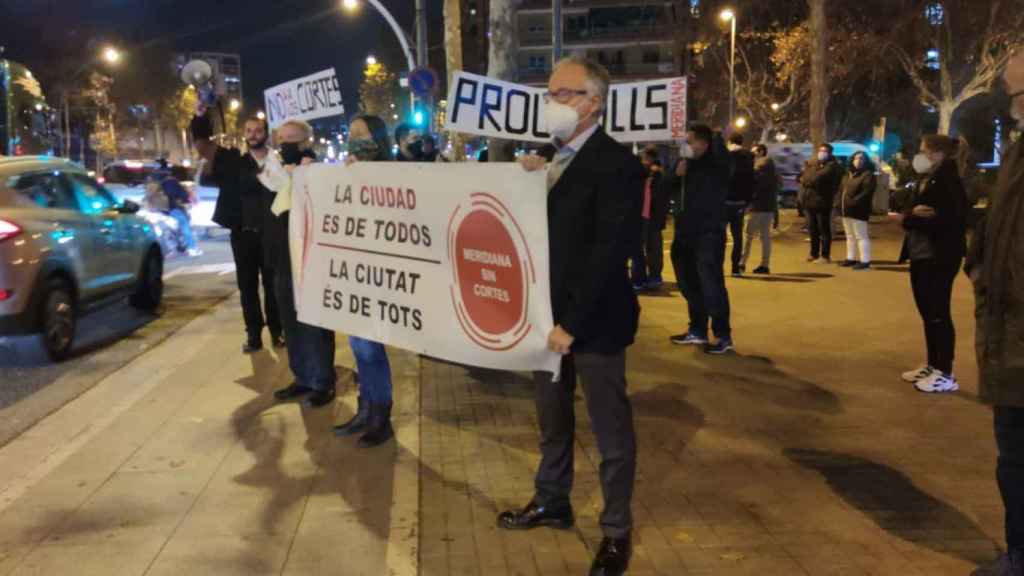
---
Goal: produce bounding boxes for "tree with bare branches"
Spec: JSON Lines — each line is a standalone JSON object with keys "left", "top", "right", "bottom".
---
{"left": 887, "top": 0, "right": 1024, "bottom": 134}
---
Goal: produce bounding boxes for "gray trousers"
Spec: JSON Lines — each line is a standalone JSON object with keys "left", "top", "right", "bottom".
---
{"left": 533, "top": 351, "right": 637, "bottom": 538}
{"left": 740, "top": 211, "right": 774, "bottom": 269}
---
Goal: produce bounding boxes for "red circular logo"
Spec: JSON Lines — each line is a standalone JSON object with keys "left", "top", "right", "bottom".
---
{"left": 447, "top": 193, "right": 536, "bottom": 351}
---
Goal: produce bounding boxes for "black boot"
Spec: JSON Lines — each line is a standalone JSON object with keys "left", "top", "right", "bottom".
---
{"left": 358, "top": 402, "right": 394, "bottom": 448}
{"left": 334, "top": 396, "right": 369, "bottom": 436}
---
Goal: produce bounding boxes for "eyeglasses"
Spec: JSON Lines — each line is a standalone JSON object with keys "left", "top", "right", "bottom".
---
{"left": 543, "top": 89, "right": 590, "bottom": 104}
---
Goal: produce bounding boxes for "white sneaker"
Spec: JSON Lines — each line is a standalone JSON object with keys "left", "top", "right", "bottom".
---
{"left": 901, "top": 365, "right": 934, "bottom": 383}
{"left": 914, "top": 372, "right": 959, "bottom": 393}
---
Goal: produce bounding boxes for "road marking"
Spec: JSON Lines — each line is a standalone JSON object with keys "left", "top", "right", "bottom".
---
{"left": 164, "top": 262, "right": 236, "bottom": 279}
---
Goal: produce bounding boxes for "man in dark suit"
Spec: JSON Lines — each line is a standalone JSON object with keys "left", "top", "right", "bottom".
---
{"left": 498, "top": 56, "right": 643, "bottom": 576}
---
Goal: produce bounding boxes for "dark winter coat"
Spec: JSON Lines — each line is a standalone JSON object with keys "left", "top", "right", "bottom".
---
{"left": 901, "top": 158, "right": 967, "bottom": 265}
{"left": 840, "top": 167, "right": 877, "bottom": 221}
{"left": 750, "top": 156, "right": 779, "bottom": 213}
{"left": 966, "top": 139, "right": 1024, "bottom": 407}
{"left": 676, "top": 135, "right": 731, "bottom": 240}
{"left": 798, "top": 157, "right": 843, "bottom": 212}
{"left": 726, "top": 148, "right": 755, "bottom": 206}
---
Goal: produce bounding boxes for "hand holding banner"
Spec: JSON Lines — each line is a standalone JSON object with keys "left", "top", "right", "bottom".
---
{"left": 290, "top": 162, "right": 562, "bottom": 375}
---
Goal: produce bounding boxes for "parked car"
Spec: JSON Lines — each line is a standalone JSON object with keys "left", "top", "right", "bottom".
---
{"left": 0, "top": 156, "right": 164, "bottom": 360}
{"left": 101, "top": 159, "right": 221, "bottom": 237}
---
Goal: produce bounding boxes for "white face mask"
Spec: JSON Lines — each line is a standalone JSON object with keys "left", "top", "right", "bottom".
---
{"left": 544, "top": 101, "right": 581, "bottom": 142}
{"left": 912, "top": 153, "right": 934, "bottom": 174}
{"left": 817, "top": 151, "right": 830, "bottom": 162}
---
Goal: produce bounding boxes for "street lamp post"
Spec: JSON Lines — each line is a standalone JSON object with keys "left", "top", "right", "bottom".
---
{"left": 720, "top": 8, "right": 736, "bottom": 129}
{"left": 63, "top": 45, "right": 123, "bottom": 160}
{"left": 342, "top": 0, "right": 416, "bottom": 73}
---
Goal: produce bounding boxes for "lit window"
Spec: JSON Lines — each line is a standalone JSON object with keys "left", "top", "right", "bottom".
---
{"left": 926, "top": 49, "right": 940, "bottom": 71}
{"left": 925, "top": 3, "right": 944, "bottom": 25}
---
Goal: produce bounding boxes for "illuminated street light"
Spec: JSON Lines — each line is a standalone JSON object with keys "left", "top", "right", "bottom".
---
{"left": 229, "top": 99, "right": 241, "bottom": 112}
{"left": 256, "top": 111, "right": 266, "bottom": 120}
{"left": 366, "top": 55, "right": 378, "bottom": 66}
{"left": 775, "top": 132, "right": 788, "bottom": 142}
{"left": 734, "top": 116, "right": 748, "bottom": 129}
{"left": 102, "top": 46, "right": 121, "bottom": 64}
{"left": 719, "top": 8, "right": 737, "bottom": 127}
{"left": 342, "top": 0, "right": 359, "bottom": 10}
{"left": 771, "top": 102, "right": 781, "bottom": 112}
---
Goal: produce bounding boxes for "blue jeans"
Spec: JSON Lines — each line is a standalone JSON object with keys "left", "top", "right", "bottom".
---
{"left": 996, "top": 406, "right": 1024, "bottom": 552}
{"left": 275, "top": 268, "right": 336, "bottom": 392}
{"left": 671, "top": 229, "right": 732, "bottom": 339}
{"left": 349, "top": 336, "right": 392, "bottom": 404}
{"left": 168, "top": 208, "right": 197, "bottom": 251}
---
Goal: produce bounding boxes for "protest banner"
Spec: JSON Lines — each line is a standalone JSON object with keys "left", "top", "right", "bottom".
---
{"left": 444, "top": 70, "right": 687, "bottom": 144}
{"left": 263, "top": 68, "right": 345, "bottom": 129}
{"left": 289, "top": 163, "right": 562, "bottom": 375}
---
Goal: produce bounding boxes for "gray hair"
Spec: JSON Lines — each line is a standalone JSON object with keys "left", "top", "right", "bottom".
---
{"left": 554, "top": 55, "right": 610, "bottom": 111}
{"left": 275, "top": 119, "right": 314, "bottom": 147}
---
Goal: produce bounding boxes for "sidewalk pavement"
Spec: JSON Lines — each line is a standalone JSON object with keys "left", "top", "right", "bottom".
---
{"left": 0, "top": 216, "right": 1007, "bottom": 575}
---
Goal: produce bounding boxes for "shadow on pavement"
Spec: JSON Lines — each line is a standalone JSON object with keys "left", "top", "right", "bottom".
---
{"left": 871, "top": 266, "right": 912, "bottom": 273}
{"left": 704, "top": 354, "right": 842, "bottom": 415}
{"left": 785, "top": 448, "right": 1001, "bottom": 566}
{"left": 229, "top": 351, "right": 405, "bottom": 573}
{"left": 781, "top": 272, "right": 835, "bottom": 279}
{"left": 632, "top": 383, "right": 705, "bottom": 456}
{"left": 734, "top": 275, "right": 814, "bottom": 284}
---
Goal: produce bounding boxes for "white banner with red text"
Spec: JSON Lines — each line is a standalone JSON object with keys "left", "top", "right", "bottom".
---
{"left": 289, "top": 162, "right": 562, "bottom": 375}
{"left": 444, "top": 71, "right": 687, "bottom": 144}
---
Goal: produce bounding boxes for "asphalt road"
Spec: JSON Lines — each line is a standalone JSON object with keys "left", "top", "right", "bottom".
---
{"left": 0, "top": 232, "right": 241, "bottom": 446}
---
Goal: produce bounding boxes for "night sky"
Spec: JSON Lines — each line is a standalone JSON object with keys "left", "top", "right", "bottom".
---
{"left": 0, "top": 0, "right": 445, "bottom": 116}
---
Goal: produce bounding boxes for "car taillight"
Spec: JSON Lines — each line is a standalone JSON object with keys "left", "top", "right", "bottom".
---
{"left": 0, "top": 219, "right": 22, "bottom": 242}
{"left": 0, "top": 289, "right": 11, "bottom": 301}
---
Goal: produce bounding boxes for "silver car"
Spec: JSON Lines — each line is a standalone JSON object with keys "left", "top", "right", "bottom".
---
{"left": 0, "top": 156, "right": 164, "bottom": 360}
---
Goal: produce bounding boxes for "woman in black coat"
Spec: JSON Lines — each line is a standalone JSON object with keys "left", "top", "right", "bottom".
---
{"left": 839, "top": 151, "right": 877, "bottom": 269}
{"left": 892, "top": 134, "right": 968, "bottom": 394}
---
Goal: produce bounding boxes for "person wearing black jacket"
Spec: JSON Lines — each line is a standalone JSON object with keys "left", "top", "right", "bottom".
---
{"left": 192, "top": 112, "right": 283, "bottom": 354}
{"left": 739, "top": 144, "right": 778, "bottom": 274}
{"left": 644, "top": 149, "right": 674, "bottom": 287}
{"left": 669, "top": 124, "right": 734, "bottom": 354}
{"left": 726, "top": 134, "right": 755, "bottom": 275}
{"left": 839, "top": 152, "right": 877, "bottom": 270}
{"left": 631, "top": 148, "right": 672, "bottom": 288}
{"left": 893, "top": 134, "right": 968, "bottom": 394}
{"left": 497, "top": 56, "right": 641, "bottom": 576}
{"left": 799, "top": 144, "right": 843, "bottom": 262}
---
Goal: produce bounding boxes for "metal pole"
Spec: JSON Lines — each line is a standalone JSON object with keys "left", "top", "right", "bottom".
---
{"left": 552, "top": 0, "right": 563, "bottom": 62}
{"left": 364, "top": 0, "right": 417, "bottom": 72}
{"left": 63, "top": 91, "right": 71, "bottom": 159}
{"left": 729, "top": 17, "right": 735, "bottom": 128}
{"left": 415, "top": 0, "right": 428, "bottom": 68}
{"left": 414, "top": 0, "right": 435, "bottom": 131}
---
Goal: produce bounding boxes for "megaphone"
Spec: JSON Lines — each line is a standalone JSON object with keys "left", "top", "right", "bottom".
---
{"left": 180, "top": 59, "right": 217, "bottom": 107}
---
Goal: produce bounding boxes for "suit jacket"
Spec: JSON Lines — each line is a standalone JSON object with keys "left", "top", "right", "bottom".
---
{"left": 547, "top": 128, "right": 644, "bottom": 353}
